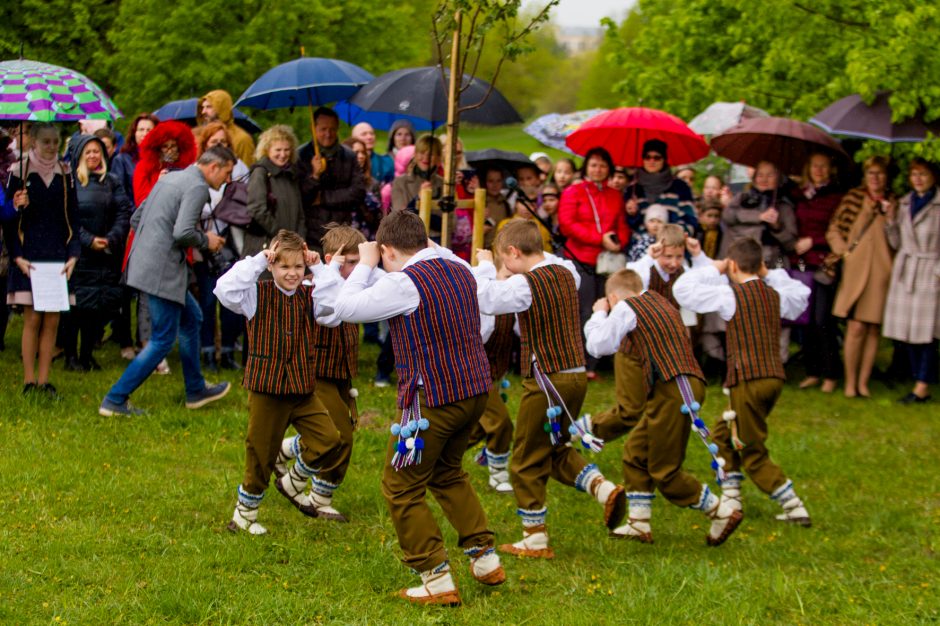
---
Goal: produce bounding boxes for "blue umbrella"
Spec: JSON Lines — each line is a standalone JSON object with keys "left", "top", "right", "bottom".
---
{"left": 153, "top": 98, "right": 261, "bottom": 134}
{"left": 235, "top": 57, "right": 374, "bottom": 110}
{"left": 333, "top": 99, "right": 438, "bottom": 132}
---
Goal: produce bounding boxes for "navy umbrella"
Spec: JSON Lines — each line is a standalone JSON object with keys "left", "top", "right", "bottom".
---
{"left": 153, "top": 98, "right": 261, "bottom": 134}
{"left": 810, "top": 91, "right": 940, "bottom": 143}
{"left": 235, "top": 57, "right": 374, "bottom": 110}
{"left": 333, "top": 99, "right": 438, "bottom": 132}
{"left": 348, "top": 66, "right": 522, "bottom": 127}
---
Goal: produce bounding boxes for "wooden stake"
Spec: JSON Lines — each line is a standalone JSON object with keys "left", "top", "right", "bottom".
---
{"left": 471, "top": 187, "right": 486, "bottom": 265}
{"left": 441, "top": 9, "right": 462, "bottom": 248}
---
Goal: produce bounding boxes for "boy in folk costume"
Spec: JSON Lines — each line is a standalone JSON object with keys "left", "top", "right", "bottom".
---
{"left": 627, "top": 223, "right": 711, "bottom": 319}
{"left": 583, "top": 269, "right": 743, "bottom": 545}
{"left": 213, "top": 230, "right": 346, "bottom": 534}
{"left": 332, "top": 211, "right": 504, "bottom": 606}
{"left": 475, "top": 219, "right": 626, "bottom": 559}
{"left": 273, "top": 225, "right": 366, "bottom": 522}
{"left": 673, "top": 237, "right": 813, "bottom": 526}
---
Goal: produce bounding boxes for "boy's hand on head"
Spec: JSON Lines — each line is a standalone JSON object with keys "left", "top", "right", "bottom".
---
{"left": 713, "top": 258, "right": 729, "bottom": 274}
{"left": 358, "top": 241, "right": 380, "bottom": 268}
{"left": 685, "top": 236, "right": 702, "bottom": 256}
{"left": 593, "top": 298, "right": 610, "bottom": 313}
{"left": 330, "top": 254, "right": 345, "bottom": 267}
{"left": 305, "top": 249, "right": 320, "bottom": 266}
{"left": 263, "top": 240, "right": 279, "bottom": 263}
{"left": 649, "top": 241, "right": 663, "bottom": 259}
{"left": 476, "top": 249, "right": 493, "bottom": 264}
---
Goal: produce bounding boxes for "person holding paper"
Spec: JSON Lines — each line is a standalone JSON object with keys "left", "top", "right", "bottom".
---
{"left": 4, "top": 123, "right": 79, "bottom": 399}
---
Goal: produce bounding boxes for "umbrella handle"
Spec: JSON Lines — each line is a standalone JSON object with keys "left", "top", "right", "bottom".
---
{"left": 308, "top": 100, "right": 325, "bottom": 175}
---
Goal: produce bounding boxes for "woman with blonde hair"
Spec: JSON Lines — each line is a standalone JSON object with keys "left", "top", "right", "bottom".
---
{"left": 243, "top": 124, "right": 304, "bottom": 257}
{"left": 391, "top": 135, "right": 445, "bottom": 236}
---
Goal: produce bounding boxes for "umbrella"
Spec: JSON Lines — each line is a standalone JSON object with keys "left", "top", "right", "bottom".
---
{"left": 565, "top": 107, "right": 709, "bottom": 167}
{"left": 523, "top": 109, "right": 607, "bottom": 154}
{"left": 0, "top": 58, "right": 122, "bottom": 121}
{"left": 689, "top": 101, "right": 768, "bottom": 136}
{"left": 466, "top": 148, "right": 535, "bottom": 174}
{"left": 333, "top": 99, "right": 438, "bottom": 132}
{"left": 153, "top": 98, "right": 262, "bottom": 134}
{"left": 710, "top": 116, "right": 849, "bottom": 176}
{"left": 348, "top": 66, "right": 522, "bottom": 127}
{"left": 810, "top": 91, "right": 940, "bottom": 143}
{"left": 234, "top": 57, "right": 373, "bottom": 110}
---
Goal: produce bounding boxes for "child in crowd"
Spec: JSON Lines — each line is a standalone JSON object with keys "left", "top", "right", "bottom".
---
{"left": 274, "top": 225, "right": 367, "bottom": 522}
{"left": 696, "top": 198, "right": 724, "bottom": 260}
{"left": 551, "top": 157, "right": 577, "bottom": 192}
{"left": 627, "top": 223, "right": 711, "bottom": 315}
{"left": 331, "top": 211, "right": 503, "bottom": 606}
{"left": 483, "top": 168, "right": 511, "bottom": 249}
{"left": 539, "top": 182, "right": 562, "bottom": 241}
{"left": 626, "top": 203, "right": 668, "bottom": 262}
{"left": 530, "top": 151, "right": 553, "bottom": 182}
{"left": 213, "top": 230, "right": 346, "bottom": 535}
{"left": 609, "top": 166, "right": 630, "bottom": 192}
{"left": 476, "top": 219, "right": 626, "bottom": 559}
{"left": 508, "top": 164, "right": 542, "bottom": 215}
{"left": 584, "top": 269, "right": 742, "bottom": 545}
{"left": 673, "top": 237, "right": 813, "bottom": 527}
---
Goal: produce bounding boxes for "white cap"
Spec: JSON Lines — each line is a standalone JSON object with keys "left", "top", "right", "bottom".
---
{"left": 644, "top": 203, "right": 669, "bottom": 225}
{"left": 529, "top": 151, "right": 551, "bottom": 163}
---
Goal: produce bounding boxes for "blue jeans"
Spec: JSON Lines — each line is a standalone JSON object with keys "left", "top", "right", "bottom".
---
{"left": 105, "top": 291, "right": 205, "bottom": 404}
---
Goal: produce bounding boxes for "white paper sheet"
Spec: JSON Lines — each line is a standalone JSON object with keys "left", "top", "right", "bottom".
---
{"left": 29, "top": 262, "right": 70, "bottom": 312}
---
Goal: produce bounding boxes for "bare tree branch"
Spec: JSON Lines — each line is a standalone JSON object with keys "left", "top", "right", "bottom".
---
{"left": 792, "top": 2, "right": 870, "bottom": 28}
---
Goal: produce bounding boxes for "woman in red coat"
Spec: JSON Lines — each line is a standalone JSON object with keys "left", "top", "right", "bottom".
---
{"left": 132, "top": 120, "right": 197, "bottom": 207}
{"left": 558, "top": 147, "right": 630, "bottom": 378}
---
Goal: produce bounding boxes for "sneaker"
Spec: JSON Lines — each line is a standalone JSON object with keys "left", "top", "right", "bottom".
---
{"left": 185, "top": 381, "right": 231, "bottom": 409}
{"left": 99, "top": 398, "right": 145, "bottom": 417}
{"left": 155, "top": 359, "right": 171, "bottom": 375}
{"left": 120, "top": 347, "right": 137, "bottom": 360}
{"left": 373, "top": 373, "right": 391, "bottom": 388}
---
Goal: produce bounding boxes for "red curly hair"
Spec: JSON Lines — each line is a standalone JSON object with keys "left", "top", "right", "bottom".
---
{"left": 132, "top": 120, "right": 197, "bottom": 205}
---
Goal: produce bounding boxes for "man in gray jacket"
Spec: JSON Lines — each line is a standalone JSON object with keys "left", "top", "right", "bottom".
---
{"left": 100, "top": 146, "right": 236, "bottom": 416}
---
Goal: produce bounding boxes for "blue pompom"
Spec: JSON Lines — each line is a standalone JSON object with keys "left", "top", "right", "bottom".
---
{"left": 397, "top": 441, "right": 409, "bottom": 454}
{"left": 500, "top": 379, "right": 510, "bottom": 389}
{"left": 390, "top": 423, "right": 401, "bottom": 436}
{"left": 414, "top": 437, "right": 425, "bottom": 450}
{"left": 710, "top": 459, "right": 719, "bottom": 470}
{"left": 708, "top": 443, "right": 719, "bottom": 455}
{"left": 693, "top": 418, "right": 706, "bottom": 429}
{"left": 545, "top": 408, "right": 554, "bottom": 418}
{"left": 551, "top": 422, "right": 562, "bottom": 432}
{"left": 691, "top": 401, "right": 701, "bottom": 412}
{"left": 551, "top": 406, "right": 562, "bottom": 418}
{"left": 568, "top": 424, "right": 579, "bottom": 435}
{"left": 407, "top": 419, "right": 418, "bottom": 431}
{"left": 680, "top": 404, "right": 690, "bottom": 415}
{"left": 417, "top": 418, "right": 430, "bottom": 431}
{"left": 400, "top": 426, "right": 412, "bottom": 439}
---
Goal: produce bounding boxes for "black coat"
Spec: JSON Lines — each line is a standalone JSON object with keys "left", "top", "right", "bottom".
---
{"left": 297, "top": 142, "right": 366, "bottom": 245}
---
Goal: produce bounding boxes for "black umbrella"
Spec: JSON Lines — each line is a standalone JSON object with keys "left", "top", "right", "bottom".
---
{"left": 466, "top": 148, "right": 534, "bottom": 174}
{"left": 348, "top": 66, "right": 522, "bottom": 127}
{"left": 153, "top": 98, "right": 262, "bottom": 134}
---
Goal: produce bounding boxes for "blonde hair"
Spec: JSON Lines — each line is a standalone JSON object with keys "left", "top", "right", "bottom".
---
{"left": 255, "top": 124, "right": 298, "bottom": 164}
{"left": 657, "top": 224, "right": 686, "bottom": 248}
{"left": 321, "top": 223, "right": 366, "bottom": 256}
{"left": 605, "top": 269, "right": 643, "bottom": 297}
{"left": 494, "top": 218, "right": 543, "bottom": 255}
{"left": 408, "top": 135, "right": 442, "bottom": 174}
{"left": 439, "top": 133, "right": 467, "bottom": 169}
{"left": 270, "top": 229, "right": 305, "bottom": 262}
{"left": 76, "top": 138, "right": 108, "bottom": 186}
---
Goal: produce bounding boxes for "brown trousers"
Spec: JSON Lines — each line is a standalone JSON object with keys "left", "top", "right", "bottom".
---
{"left": 242, "top": 391, "right": 343, "bottom": 495}
{"left": 623, "top": 377, "right": 707, "bottom": 507}
{"left": 381, "top": 392, "right": 493, "bottom": 572}
{"left": 712, "top": 378, "right": 787, "bottom": 494}
{"left": 511, "top": 372, "right": 589, "bottom": 511}
{"left": 467, "top": 381, "right": 514, "bottom": 455}
{"left": 315, "top": 377, "right": 356, "bottom": 486}
{"left": 591, "top": 352, "right": 647, "bottom": 442}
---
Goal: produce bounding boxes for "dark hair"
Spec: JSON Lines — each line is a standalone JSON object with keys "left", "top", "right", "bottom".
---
{"left": 580, "top": 147, "right": 614, "bottom": 178}
{"left": 120, "top": 113, "right": 161, "bottom": 156}
{"left": 197, "top": 145, "right": 236, "bottom": 166}
{"left": 376, "top": 210, "right": 428, "bottom": 253}
{"left": 494, "top": 218, "right": 543, "bottom": 255}
{"left": 93, "top": 127, "right": 116, "bottom": 144}
{"left": 909, "top": 156, "right": 939, "bottom": 180}
{"left": 313, "top": 106, "right": 339, "bottom": 124}
{"left": 700, "top": 197, "right": 723, "bottom": 214}
{"left": 727, "top": 237, "right": 763, "bottom": 274}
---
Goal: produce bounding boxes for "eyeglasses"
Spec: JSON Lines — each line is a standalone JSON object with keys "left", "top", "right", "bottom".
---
{"left": 643, "top": 154, "right": 664, "bottom": 161}
{"left": 541, "top": 193, "right": 559, "bottom": 199}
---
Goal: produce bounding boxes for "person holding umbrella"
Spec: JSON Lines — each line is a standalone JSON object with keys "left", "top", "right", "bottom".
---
{"left": 557, "top": 147, "right": 630, "bottom": 380}
{"left": 625, "top": 139, "right": 698, "bottom": 236}
{"left": 883, "top": 158, "right": 940, "bottom": 404}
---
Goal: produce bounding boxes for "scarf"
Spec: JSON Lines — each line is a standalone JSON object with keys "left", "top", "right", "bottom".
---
{"left": 637, "top": 168, "right": 673, "bottom": 201}
{"left": 27, "top": 148, "right": 64, "bottom": 187}
{"left": 911, "top": 187, "right": 936, "bottom": 219}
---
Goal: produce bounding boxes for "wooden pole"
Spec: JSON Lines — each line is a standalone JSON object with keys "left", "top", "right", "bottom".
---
{"left": 471, "top": 187, "right": 486, "bottom": 265}
{"left": 419, "top": 187, "right": 433, "bottom": 232}
{"left": 441, "top": 10, "right": 462, "bottom": 248}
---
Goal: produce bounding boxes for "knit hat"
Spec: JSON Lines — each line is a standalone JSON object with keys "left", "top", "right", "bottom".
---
{"left": 642, "top": 139, "right": 668, "bottom": 161}
{"left": 644, "top": 203, "right": 669, "bottom": 225}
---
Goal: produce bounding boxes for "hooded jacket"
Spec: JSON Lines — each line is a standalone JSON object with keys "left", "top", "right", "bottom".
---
{"left": 133, "top": 121, "right": 197, "bottom": 207}
{"left": 197, "top": 90, "right": 255, "bottom": 166}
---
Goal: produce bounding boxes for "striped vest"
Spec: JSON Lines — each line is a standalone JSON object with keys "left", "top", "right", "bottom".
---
{"left": 725, "top": 280, "right": 785, "bottom": 387}
{"left": 311, "top": 321, "right": 359, "bottom": 380}
{"left": 485, "top": 313, "right": 515, "bottom": 381}
{"left": 389, "top": 258, "right": 491, "bottom": 408}
{"left": 648, "top": 265, "right": 683, "bottom": 310}
{"left": 243, "top": 281, "right": 316, "bottom": 395}
{"left": 622, "top": 291, "right": 704, "bottom": 391}
{"left": 517, "top": 264, "right": 585, "bottom": 377}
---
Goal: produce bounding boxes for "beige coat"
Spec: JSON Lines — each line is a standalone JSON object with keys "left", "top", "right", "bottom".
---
{"left": 882, "top": 192, "right": 940, "bottom": 343}
{"left": 827, "top": 192, "right": 894, "bottom": 323}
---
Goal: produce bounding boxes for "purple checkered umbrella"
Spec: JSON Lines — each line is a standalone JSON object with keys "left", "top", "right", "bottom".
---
{"left": 0, "top": 58, "right": 122, "bottom": 121}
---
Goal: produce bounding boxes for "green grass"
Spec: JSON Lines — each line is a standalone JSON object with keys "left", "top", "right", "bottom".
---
{"left": 0, "top": 314, "right": 938, "bottom": 625}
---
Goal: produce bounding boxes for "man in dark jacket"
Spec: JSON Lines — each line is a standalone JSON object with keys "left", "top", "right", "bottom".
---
{"left": 298, "top": 107, "right": 365, "bottom": 249}
{"left": 99, "top": 146, "right": 236, "bottom": 416}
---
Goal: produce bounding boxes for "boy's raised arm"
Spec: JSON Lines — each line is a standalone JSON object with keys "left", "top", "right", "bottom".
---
{"left": 214, "top": 252, "right": 269, "bottom": 320}
{"left": 475, "top": 258, "right": 532, "bottom": 316}
{"left": 584, "top": 300, "right": 637, "bottom": 358}
{"left": 764, "top": 268, "right": 811, "bottom": 321}
{"left": 673, "top": 265, "right": 737, "bottom": 321}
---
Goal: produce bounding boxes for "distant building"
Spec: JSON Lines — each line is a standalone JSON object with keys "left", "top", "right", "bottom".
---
{"left": 556, "top": 26, "right": 604, "bottom": 54}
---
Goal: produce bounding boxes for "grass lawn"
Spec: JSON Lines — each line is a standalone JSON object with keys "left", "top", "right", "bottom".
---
{"left": 0, "top": 313, "right": 937, "bottom": 625}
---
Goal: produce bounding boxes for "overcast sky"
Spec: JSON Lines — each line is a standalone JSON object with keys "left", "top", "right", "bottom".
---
{"left": 530, "top": 0, "right": 634, "bottom": 28}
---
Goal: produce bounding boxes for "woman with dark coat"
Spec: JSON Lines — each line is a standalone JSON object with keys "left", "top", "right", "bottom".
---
{"left": 60, "top": 135, "right": 132, "bottom": 371}
{"left": 625, "top": 138, "right": 698, "bottom": 236}
{"left": 110, "top": 113, "right": 159, "bottom": 207}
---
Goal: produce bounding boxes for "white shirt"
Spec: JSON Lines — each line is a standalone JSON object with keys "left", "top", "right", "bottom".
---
{"left": 213, "top": 252, "right": 336, "bottom": 320}
{"left": 475, "top": 253, "right": 580, "bottom": 315}
{"left": 583, "top": 300, "right": 638, "bottom": 358}
{"left": 672, "top": 266, "right": 811, "bottom": 322}
{"left": 308, "top": 260, "right": 383, "bottom": 328}
{"left": 626, "top": 250, "right": 713, "bottom": 291}
{"left": 333, "top": 244, "right": 471, "bottom": 324}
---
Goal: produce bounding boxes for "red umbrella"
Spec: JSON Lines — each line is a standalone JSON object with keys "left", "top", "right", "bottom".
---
{"left": 565, "top": 107, "right": 709, "bottom": 167}
{"left": 711, "top": 116, "right": 849, "bottom": 176}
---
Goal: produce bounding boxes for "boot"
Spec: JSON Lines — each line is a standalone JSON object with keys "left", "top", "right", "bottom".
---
{"left": 610, "top": 492, "right": 654, "bottom": 543}
{"left": 219, "top": 351, "right": 242, "bottom": 371}
{"left": 227, "top": 487, "right": 267, "bottom": 535}
{"left": 499, "top": 524, "right": 554, "bottom": 559}
{"left": 578, "top": 464, "right": 626, "bottom": 530}
{"left": 273, "top": 435, "right": 300, "bottom": 479}
{"left": 275, "top": 465, "right": 318, "bottom": 519}
{"left": 465, "top": 546, "right": 506, "bottom": 585}
{"left": 771, "top": 480, "right": 811, "bottom": 527}
{"left": 694, "top": 485, "right": 743, "bottom": 546}
{"left": 486, "top": 450, "right": 513, "bottom": 494}
{"left": 399, "top": 562, "right": 461, "bottom": 606}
